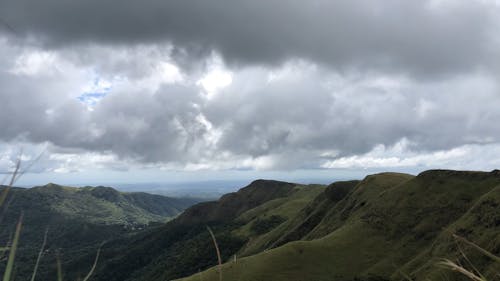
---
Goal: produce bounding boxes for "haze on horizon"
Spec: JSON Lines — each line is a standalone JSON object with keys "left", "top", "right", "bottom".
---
{"left": 1, "top": 0, "right": 500, "bottom": 186}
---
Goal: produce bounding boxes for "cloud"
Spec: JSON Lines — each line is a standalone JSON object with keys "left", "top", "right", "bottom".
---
{"left": 1, "top": 1, "right": 499, "bottom": 78}
{"left": 322, "top": 138, "right": 500, "bottom": 171}
{"left": 1, "top": 39, "right": 500, "bottom": 172}
{"left": 204, "top": 62, "right": 500, "bottom": 165}
{"left": 0, "top": 1, "right": 500, "bottom": 175}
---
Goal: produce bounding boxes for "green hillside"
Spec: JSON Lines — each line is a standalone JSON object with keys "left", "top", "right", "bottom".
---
{"left": 178, "top": 170, "right": 500, "bottom": 281}
{"left": 4, "top": 170, "right": 499, "bottom": 281}
{"left": 85, "top": 180, "right": 325, "bottom": 281}
{"left": 0, "top": 183, "right": 198, "bottom": 280}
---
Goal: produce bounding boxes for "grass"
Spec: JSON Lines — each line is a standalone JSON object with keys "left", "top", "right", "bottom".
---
{"left": 438, "top": 259, "right": 486, "bottom": 281}
{"left": 30, "top": 227, "right": 48, "bottom": 281}
{"left": 56, "top": 252, "right": 63, "bottom": 281}
{"left": 435, "top": 234, "right": 500, "bottom": 281}
{"left": 3, "top": 213, "right": 22, "bottom": 281}
{"left": 82, "top": 243, "right": 103, "bottom": 281}
{"left": 0, "top": 155, "right": 105, "bottom": 281}
{"left": 0, "top": 181, "right": 195, "bottom": 279}
{"left": 180, "top": 221, "right": 392, "bottom": 281}
{"left": 233, "top": 184, "right": 325, "bottom": 256}
{"left": 32, "top": 183, "right": 189, "bottom": 225}
{"left": 2, "top": 167, "right": 495, "bottom": 281}
{"left": 1, "top": 157, "right": 22, "bottom": 281}
{"left": 207, "top": 227, "right": 222, "bottom": 281}
{"left": 177, "top": 171, "right": 500, "bottom": 281}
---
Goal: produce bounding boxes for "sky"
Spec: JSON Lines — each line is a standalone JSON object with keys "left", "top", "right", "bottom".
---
{"left": 1, "top": 0, "right": 500, "bottom": 186}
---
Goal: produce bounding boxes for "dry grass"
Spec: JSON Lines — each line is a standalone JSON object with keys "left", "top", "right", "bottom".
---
{"left": 438, "top": 259, "right": 486, "bottom": 281}
{"left": 437, "top": 234, "right": 500, "bottom": 281}
{"left": 206, "top": 226, "right": 222, "bottom": 281}
{"left": 82, "top": 243, "right": 103, "bottom": 281}
{"left": 452, "top": 234, "right": 500, "bottom": 264}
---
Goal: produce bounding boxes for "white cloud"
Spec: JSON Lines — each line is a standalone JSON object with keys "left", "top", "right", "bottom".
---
{"left": 322, "top": 139, "right": 500, "bottom": 171}
{"left": 159, "top": 62, "right": 184, "bottom": 84}
{"left": 197, "top": 54, "right": 233, "bottom": 99}
{"left": 48, "top": 152, "right": 125, "bottom": 173}
{"left": 1, "top": 21, "right": 500, "bottom": 180}
{"left": 9, "top": 50, "right": 57, "bottom": 76}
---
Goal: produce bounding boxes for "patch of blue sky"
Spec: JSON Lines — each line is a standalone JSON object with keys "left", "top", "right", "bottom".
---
{"left": 77, "top": 76, "right": 112, "bottom": 107}
{"left": 77, "top": 92, "right": 107, "bottom": 106}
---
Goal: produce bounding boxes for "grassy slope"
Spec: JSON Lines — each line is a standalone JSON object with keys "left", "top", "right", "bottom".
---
{"left": 179, "top": 170, "right": 500, "bottom": 281}
{"left": 233, "top": 184, "right": 326, "bottom": 256}
{"left": 88, "top": 180, "right": 325, "bottom": 281}
{"left": 399, "top": 183, "right": 500, "bottom": 280}
{"left": 0, "top": 183, "right": 198, "bottom": 280}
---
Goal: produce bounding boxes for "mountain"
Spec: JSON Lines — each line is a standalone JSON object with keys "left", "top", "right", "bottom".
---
{"left": 4, "top": 170, "right": 499, "bottom": 281}
{"left": 81, "top": 180, "right": 326, "bottom": 281}
{"left": 178, "top": 170, "right": 500, "bottom": 281}
{"left": 0, "top": 183, "right": 199, "bottom": 280}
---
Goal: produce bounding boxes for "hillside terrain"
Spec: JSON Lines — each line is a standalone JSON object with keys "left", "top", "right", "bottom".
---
{"left": 2, "top": 170, "right": 499, "bottom": 281}
{"left": 0, "top": 183, "right": 199, "bottom": 280}
{"left": 83, "top": 180, "right": 326, "bottom": 281}
{"left": 66, "top": 169, "right": 500, "bottom": 281}
{"left": 178, "top": 170, "right": 500, "bottom": 281}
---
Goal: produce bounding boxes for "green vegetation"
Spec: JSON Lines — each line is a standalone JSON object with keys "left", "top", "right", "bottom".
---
{"left": 249, "top": 215, "right": 286, "bottom": 235}
{"left": 0, "top": 183, "right": 198, "bottom": 280}
{"left": 2, "top": 170, "right": 499, "bottom": 281}
{"left": 177, "top": 170, "right": 500, "bottom": 281}
{"left": 74, "top": 180, "right": 323, "bottom": 281}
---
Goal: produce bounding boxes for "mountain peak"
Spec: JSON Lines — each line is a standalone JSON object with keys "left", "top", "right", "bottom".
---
{"left": 242, "top": 179, "right": 295, "bottom": 192}
{"left": 34, "top": 182, "right": 76, "bottom": 192}
{"left": 248, "top": 179, "right": 292, "bottom": 185}
{"left": 177, "top": 179, "right": 296, "bottom": 224}
{"left": 86, "top": 186, "right": 122, "bottom": 202}
{"left": 416, "top": 169, "right": 495, "bottom": 180}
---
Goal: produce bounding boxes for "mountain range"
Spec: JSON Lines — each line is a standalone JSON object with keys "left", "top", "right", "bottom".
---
{"left": 54, "top": 169, "right": 498, "bottom": 281}
{"left": 1, "top": 169, "right": 499, "bottom": 281}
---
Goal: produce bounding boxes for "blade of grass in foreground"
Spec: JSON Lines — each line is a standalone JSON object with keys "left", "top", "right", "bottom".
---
{"left": 453, "top": 234, "right": 500, "bottom": 263}
{"left": 0, "top": 150, "right": 43, "bottom": 207}
{"left": 30, "top": 228, "right": 49, "bottom": 281}
{"left": 82, "top": 243, "right": 103, "bottom": 281}
{"left": 206, "top": 226, "right": 222, "bottom": 281}
{"left": 2, "top": 213, "right": 23, "bottom": 281}
{"left": 56, "top": 252, "right": 63, "bottom": 281}
{"left": 438, "top": 259, "right": 486, "bottom": 281}
{"left": 0, "top": 159, "right": 21, "bottom": 207}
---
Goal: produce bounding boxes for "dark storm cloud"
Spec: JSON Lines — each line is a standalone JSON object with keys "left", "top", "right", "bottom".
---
{"left": 1, "top": 1, "right": 500, "bottom": 171}
{"left": 1, "top": 0, "right": 498, "bottom": 77}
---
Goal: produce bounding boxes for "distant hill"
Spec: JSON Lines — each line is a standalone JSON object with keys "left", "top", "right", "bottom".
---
{"left": 0, "top": 183, "right": 200, "bottom": 280}
{"left": 70, "top": 170, "right": 500, "bottom": 281}
{"left": 5, "top": 170, "right": 499, "bottom": 281}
